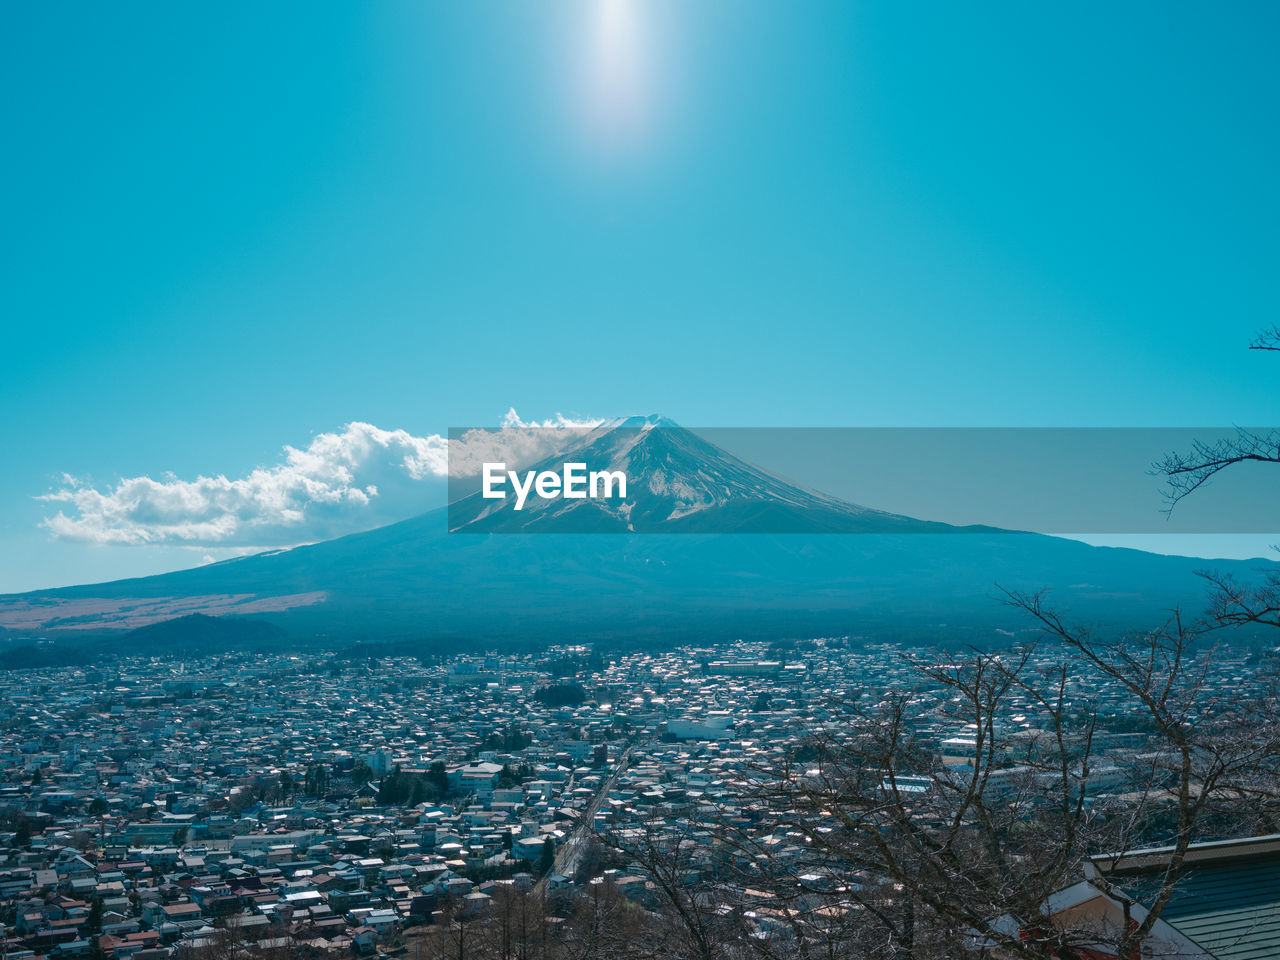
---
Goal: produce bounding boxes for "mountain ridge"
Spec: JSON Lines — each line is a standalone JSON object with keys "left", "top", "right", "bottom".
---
{"left": 1, "top": 419, "right": 1275, "bottom": 645}
{"left": 449, "top": 419, "right": 989, "bottom": 534}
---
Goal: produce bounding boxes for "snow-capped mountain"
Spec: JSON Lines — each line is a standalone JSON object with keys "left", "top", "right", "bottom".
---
{"left": 449, "top": 416, "right": 957, "bottom": 534}
{"left": 0, "top": 417, "right": 1274, "bottom": 646}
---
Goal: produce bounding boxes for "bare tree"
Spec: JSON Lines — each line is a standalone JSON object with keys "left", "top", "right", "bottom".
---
{"left": 754, "top": 652, "right": 1093, "bottom": 958}
{"left": 1151, "top": 325, "right": 1280, "bottom": 628}
{"left": 1249, "top": 324, "right": 1280, "bottom": 352}
{"left": 1154, "top": 426, "right": 1280, "bottom": 514}
{"left": 489, "top": 883, "right": 551, "bottom": 960}
{"left": 594, "top": 761, "right": 972, "bottom": 960}
{"left": 407, "top": 881, "right": 659, "bottom": 960}
{"left": 725, "top": 611, "right": 1280, "bottom": 960}
{"left": 587, "top": 331, "right": 1280, "bottom": 959}
{"left": 555, "top": 877, "right": 657, "bottom": 960}
{"left": 1003, "top": 592, "right": 1280, "bottom": 956}
{"left": 413, "top": 893, "right": 488, "bottom": 960}
{"left": 598, "top": 803, "right": 743, "bottom": 960}
{"left": 173, "top": 929, "right": 296, "bottom": 960}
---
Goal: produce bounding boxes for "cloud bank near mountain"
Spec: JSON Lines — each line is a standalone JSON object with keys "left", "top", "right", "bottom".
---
{"left": 39, "top": 411, "right": 601, "bottom": 547}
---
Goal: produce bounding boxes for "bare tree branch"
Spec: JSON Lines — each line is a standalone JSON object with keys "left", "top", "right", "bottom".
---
{"left": 1250, "top": 324, "right": 1280, "bottom": 352}
{"left": 1153, "top": 427, "right": 1280, "bottom": 514}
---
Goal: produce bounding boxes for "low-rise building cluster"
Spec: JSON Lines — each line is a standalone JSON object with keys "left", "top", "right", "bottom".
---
{"left": 0, "top": 637, "right": 1270, "bottom": 958}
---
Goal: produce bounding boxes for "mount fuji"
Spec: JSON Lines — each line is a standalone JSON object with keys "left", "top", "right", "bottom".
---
{"left": 1, "top": 418, "right": 1274, "bottom": 649}
{"left": 448, "top": 416, "right": 965, "bottom": 534}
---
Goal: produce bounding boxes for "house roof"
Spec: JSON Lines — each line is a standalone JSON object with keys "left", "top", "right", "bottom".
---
{"left": 1090, "top": 835, "right": 1280, "bottom": 960}
{"left": 1119, "top": 856, "right": 1280, "bottom": 960}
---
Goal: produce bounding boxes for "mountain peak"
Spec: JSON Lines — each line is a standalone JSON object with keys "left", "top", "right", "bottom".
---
{"left": 448, "top": 418, "right": 942, "bottom": 534}
{"left": 613, "top": 414, "right": 679, "bottom": 429}
{"left": 3, "top": 413, "right": 1272, "bottom": 642}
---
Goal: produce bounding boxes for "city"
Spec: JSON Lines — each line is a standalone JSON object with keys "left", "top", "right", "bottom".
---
{"left": 0, "top": 634, "right": 1275, "bottom": 959}
{"left": 5, "top": 3, "right": 1279, "bottom": 958}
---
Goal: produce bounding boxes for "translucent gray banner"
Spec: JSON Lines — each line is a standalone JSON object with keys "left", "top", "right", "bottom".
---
{"left": 446, "top": 424, "right": 1279, "bottom": 535}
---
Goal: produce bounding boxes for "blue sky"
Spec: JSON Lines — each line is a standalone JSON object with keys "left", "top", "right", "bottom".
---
{"left": 2, "top": 1, "right": 1278, "bottom": 591}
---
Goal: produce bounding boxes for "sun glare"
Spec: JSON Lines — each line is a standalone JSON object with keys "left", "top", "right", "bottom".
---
{"left": 580, "top": 0, "right": 651, "bottom": 153}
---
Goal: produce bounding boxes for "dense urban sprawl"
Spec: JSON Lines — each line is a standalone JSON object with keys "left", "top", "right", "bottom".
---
{"left": 0, "top": 637, "right": 1275, "bottom": 959}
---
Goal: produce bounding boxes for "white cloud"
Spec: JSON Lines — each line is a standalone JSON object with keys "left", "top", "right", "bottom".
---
{"left": 39, "top": 412, "right": 602, "bottom": 547}
{"left": 445, "top": 409, "right": 605, "bottom": 477}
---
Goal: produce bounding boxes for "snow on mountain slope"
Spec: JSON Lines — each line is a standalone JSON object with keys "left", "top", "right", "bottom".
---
{"left": 448, "top": 417, "right": 959, "bottom": 533}
{"left": 2, "top": 417, "right": 1274, "bottom": 644}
